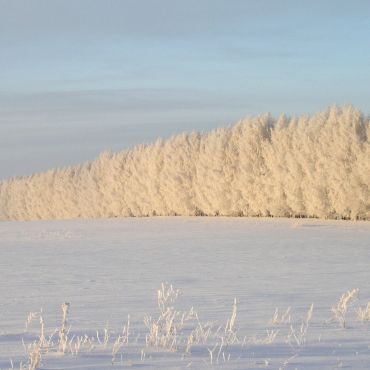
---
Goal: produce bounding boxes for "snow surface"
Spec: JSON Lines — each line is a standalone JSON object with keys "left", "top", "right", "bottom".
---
{"left": 0, "top": 217, "right": 370, "bottom": 369}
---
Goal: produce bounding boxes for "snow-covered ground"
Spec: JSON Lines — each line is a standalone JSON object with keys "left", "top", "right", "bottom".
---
{"left": 0, "top": 217, "right": 370, "bottom": 369}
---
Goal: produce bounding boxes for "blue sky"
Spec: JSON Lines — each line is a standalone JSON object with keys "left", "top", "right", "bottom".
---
{"left": 0, "top": 0, "right": 369, "bottom": 178}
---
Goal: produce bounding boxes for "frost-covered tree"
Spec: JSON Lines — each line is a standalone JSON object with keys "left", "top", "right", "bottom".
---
{"left": 0, "top": 106, "right": 368, "bottom": 221}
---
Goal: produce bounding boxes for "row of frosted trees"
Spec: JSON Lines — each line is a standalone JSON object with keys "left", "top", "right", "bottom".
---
{"left": 0, "top": 106, "right": 369, "bottom": 221}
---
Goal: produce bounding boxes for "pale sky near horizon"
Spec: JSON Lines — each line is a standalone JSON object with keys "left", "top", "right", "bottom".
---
{"left": 0, "top": 0, "right": 369, "bottom": 179}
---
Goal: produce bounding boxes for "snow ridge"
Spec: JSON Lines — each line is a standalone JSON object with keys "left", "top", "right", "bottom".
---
{"left": 0, "top": 106, "right": 369, "bottom": 221}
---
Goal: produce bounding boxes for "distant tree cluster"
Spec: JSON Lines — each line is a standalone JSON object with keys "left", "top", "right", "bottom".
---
{"left": 0, "top": 106, "right": 369, "bottom": 221}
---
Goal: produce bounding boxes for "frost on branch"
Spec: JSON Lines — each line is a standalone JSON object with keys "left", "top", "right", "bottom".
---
{"left": 0, "top": 106, "right": 369, "bottom": 221}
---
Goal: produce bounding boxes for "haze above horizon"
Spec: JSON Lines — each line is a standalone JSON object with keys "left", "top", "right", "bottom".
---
{"left": 1, "top": 0, "right": 369, "bottom": 179}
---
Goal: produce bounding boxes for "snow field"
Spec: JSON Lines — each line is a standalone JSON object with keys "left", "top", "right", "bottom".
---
{"left": 0, "top": 217, "right": 370, "bottom": 369}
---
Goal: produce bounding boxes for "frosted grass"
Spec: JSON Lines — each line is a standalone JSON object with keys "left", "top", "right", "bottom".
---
{"left": 0, "top": 217, "right": 370, "bottom": 369}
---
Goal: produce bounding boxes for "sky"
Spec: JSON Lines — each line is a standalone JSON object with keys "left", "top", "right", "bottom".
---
{"left": 0, "top": 0, "right": 369, "bottom": 179}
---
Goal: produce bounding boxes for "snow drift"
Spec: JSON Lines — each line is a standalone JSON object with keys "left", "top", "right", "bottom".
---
{"left": 0, "top": 106, "right": 369, "bottom": 221}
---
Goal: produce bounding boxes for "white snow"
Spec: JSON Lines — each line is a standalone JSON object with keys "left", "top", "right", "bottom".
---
{"left": 0, "top": 217, "right": 369, "bottom": 369}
